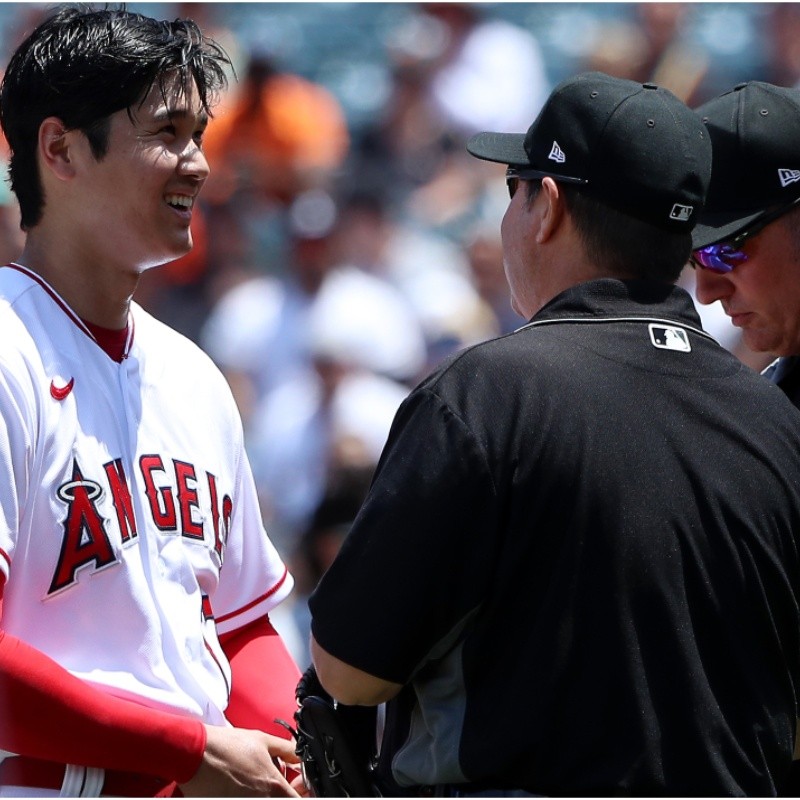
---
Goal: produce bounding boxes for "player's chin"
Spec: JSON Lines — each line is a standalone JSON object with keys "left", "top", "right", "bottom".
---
{"left": 137, "top": 241, "right": 193, "bottom": 272}
{"left": 167, "top": 231, "right": 195, "bottom": 259}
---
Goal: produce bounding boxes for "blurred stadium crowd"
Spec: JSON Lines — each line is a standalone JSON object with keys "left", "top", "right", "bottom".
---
{"left": 0, "top": 1, "right": 798, "bottom": 666}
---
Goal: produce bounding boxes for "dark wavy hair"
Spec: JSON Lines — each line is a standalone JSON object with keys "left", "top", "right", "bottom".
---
{"left": 0, "top": 4, "right": 231, "bottom": 229}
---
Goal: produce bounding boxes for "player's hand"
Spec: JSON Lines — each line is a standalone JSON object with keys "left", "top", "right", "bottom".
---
{"left": 179, "top": 724, "right": 301, "bottom": 797}
{"left": 289, "top": 768, "right": 311, "bottom": 797}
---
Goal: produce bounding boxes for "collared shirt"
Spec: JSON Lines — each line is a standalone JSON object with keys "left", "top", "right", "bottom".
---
{"left": 311, "top": 278, "right": 800, "bottom": 796}
{"left": 765, "top": 355, "right": 800, "bottom": 409}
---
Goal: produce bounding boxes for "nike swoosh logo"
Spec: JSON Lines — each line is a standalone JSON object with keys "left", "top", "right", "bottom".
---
{"left": 50, "top": 377, "right": 75, "bottom": 401}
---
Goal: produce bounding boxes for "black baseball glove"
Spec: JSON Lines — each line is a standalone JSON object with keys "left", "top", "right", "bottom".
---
{"left": 292, "top": 665, "right": 380, "bottom": 797}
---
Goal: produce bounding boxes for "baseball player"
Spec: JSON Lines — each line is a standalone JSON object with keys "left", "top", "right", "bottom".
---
{"left": 0, "top": 7, "right": 302, "bottom": 796}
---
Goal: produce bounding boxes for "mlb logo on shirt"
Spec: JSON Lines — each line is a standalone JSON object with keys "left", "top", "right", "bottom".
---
{"left": 648, "top": 323, "right": 691, "bottom": 352}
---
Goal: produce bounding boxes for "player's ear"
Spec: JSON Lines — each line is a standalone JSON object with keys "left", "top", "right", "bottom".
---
{"left": 38, "top": 117, "right": 75, "bottom": 180}
{"left": 536, "top": 176, "right": 566, "bottom": 244}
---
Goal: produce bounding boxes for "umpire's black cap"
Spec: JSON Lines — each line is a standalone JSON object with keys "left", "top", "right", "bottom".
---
{"left": 691, "top": 81, "right": 800, "bottom": 249}
{"left": 467, "top": 71, "right": 711, "bottom": 233}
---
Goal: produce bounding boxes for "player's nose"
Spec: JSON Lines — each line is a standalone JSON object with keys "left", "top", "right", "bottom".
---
{"left": 177, "top": 143, "right": 210, "bottom": 182}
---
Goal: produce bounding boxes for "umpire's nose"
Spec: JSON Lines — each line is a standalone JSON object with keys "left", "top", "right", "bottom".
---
{"left": 694, "top": 266, "right": 732, "bottom": 307}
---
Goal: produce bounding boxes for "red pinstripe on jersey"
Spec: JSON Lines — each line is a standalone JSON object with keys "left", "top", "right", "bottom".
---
{"left": 6, "top": 263, "right": 96, "bottom": 341}
{"left": 5, "top": 263, "right": 135, "bottom": 359}
{"left": 215, "top": 567, "right": 290, "bottom": 626}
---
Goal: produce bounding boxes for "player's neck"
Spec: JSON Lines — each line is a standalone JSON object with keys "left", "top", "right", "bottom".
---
{"left": 81, "top": 318, "right": 131, "bottom": 363}
{"left": 17, "top": 237, "right": 136, "bottom": 330}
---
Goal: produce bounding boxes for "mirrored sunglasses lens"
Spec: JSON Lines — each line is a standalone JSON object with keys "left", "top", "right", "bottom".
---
{"left": 691, "top": 244, "right": 748, "bottom": 274}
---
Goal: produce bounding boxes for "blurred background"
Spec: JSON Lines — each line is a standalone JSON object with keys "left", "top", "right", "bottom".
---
{"left": 0, "top": 2, "right": 795, "bottom": 665}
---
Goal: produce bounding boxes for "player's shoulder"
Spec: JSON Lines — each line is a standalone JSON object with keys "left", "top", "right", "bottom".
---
{"left": 0, "top": 263, "right": 46, "bottom": 314}
{"left": 0, "top": 267, "right": 50, "bottom": 357}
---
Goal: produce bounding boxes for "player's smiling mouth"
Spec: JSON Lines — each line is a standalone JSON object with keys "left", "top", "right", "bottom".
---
{"left": 165, "top": 193, "right": 193, "bottom": 211}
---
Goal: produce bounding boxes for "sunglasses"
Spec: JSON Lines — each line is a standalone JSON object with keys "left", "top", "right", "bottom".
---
{"left": 505, "top": 166, "right": 588, "bottom": 200}
{"left": 691, "top": 196, "right": 800, "bottom": 274}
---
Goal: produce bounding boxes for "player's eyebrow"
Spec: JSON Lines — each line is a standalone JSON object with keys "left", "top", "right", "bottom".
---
{"left": 150, "top": 107, "right": 209, "bottom": 127}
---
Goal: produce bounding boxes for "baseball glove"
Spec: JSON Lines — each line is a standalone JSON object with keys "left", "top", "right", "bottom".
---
{"left": 291, "top": 666, "right": 380, "bottom": 797}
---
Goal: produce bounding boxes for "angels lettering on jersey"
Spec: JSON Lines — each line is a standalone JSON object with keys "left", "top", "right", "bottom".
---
{"left": 50, "top": 454, "right": 232, "bottom": 596}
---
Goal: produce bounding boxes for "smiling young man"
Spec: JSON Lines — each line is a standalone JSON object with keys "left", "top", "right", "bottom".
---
{"left": 691, "top": 82, "right": 800, "bottom": 404}
{"left": 0, "top": 6, "right": 302, "bottom": 797}
{"left": 308, "top": 73, "right": 800, "bottom": 796}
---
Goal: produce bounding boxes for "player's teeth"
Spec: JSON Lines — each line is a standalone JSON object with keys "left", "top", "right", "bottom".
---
{"left": 166, "top": 195, "right": 192, "bottom": 208}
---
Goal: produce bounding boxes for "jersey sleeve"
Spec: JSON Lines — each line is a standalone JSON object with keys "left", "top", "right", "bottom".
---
{"left": 219, "top": 615, "right": 300, "bottom": 737}
{"left": 309, "top": 386, "right": 499, "bottom": 685}
{"left": 211, "top": 432, "right": 293, "bottom": 635}
{"left": 0, "top": 628, "right": 205, "bottom": 781}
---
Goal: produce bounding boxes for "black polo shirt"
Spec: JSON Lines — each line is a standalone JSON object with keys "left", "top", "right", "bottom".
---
{"left": 310, "top": 278, "right": 800, "bottom": 796}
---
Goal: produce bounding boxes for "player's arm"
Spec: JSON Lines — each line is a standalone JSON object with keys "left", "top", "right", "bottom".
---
{"left": 0, "top": 593, "right": 298, "bottom": 794}
{"left": 219, "top": 614, "right": 301, "bottom": 736}
{"left": 0, "top": 609, "right": 203, "bottom": 779}
{"left": 310, "top": 635, "right": 403, "bottom": 706}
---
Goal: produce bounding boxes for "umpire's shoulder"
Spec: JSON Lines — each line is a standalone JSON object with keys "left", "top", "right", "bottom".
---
{"left": 419, "top": 326, "right": 556, "bottom": 391}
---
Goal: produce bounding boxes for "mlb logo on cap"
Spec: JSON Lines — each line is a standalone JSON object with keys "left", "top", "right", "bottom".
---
{"left": 670, "top": 204, "right": 694, "bottom": 222}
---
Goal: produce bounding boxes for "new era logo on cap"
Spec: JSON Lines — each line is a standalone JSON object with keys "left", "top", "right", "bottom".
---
{"left": 548, "top": 141, "right": 566, "bottom": 163}
{"left": 779, "top": 168, "right": 800, "bottom": 188}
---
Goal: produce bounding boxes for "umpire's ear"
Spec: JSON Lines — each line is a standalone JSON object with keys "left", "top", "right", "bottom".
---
{"left": 38, "top": 117, "right": 75, "bottom": 180}
{"left": 535, "top": 176, "right": 567, "bottom": 245}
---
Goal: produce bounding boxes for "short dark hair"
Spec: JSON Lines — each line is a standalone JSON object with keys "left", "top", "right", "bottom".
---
{"left": 525, "top": 180, "right": 691, "bottom": 282}
{"left": 0, "top": 4, "right": 231, "bottom": 229}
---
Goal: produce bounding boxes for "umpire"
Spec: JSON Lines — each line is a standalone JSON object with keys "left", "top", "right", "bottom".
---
{"left": 308, "top": 72, "right": 800, "bottom": 796}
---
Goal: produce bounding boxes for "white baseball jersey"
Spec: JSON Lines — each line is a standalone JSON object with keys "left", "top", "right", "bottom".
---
{"left": 0, "top": 263, "right": 293, "bottom": 725}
